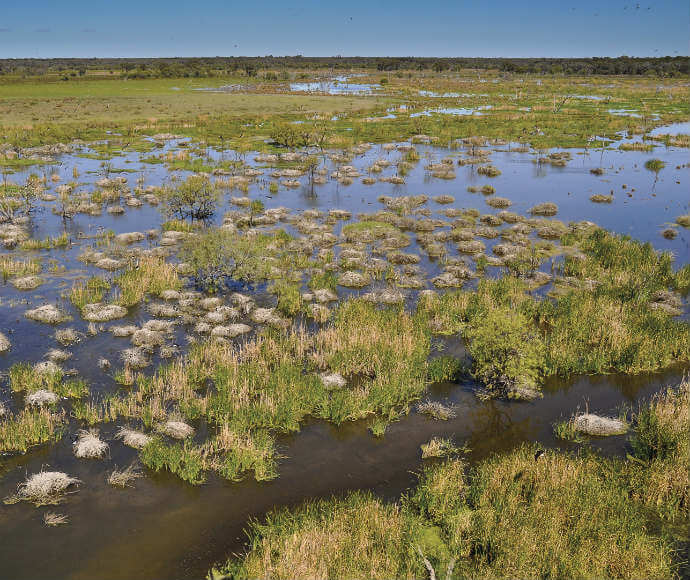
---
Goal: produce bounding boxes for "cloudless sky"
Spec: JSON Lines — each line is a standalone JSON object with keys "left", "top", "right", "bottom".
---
{"left": 0, "top": 0, "right": 688, "bottom": 59}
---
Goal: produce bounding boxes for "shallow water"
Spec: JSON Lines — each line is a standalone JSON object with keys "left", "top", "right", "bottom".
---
{"left": 649, "top": 121, "right": 690, "bottom": 136}
{"left": 410, "top": 106, "right": 492, "bottom": 117}
{"left": 0, "top": 364, "right": 683, "bottom": 580}
{"left": 289, "top": 78, "right": 380, "bottom": 95}
{"left": 1, "top": 126, "right": 689, "bottom": 579}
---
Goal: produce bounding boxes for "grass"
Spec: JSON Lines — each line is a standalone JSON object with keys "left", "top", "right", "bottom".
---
{"left": 69, "top": 276, "right": 111, "bottom": 311}
{"left": 420, "top": 437, "right": 460, "bottom": 459}
{"left": 0, "top": 256, "right": 41, "bottom": 280}
{"left": 8, "top": 470, "right": 80, "bottom": 506}
{"left": 0, "top": 77, "right": 381, "bottom": 148}
{"left": 217, "top": 378, "right": 689, "bottom": 577}
{"left": 102, "top": 298, "right": 432, "bottom": 483}
{"left": 628, "top": 377, "right": 689, "bottom": 520}
{"left": 114, "top": 256, "right": 181, "bottom": 306}
{"left": 216, "top": 419, "right": 685, "bottom": 579}
{"left": 140, "top": 437, "right": 207, "bottom": 485}
{"left": 418, "top": 229, "right": 690, "bottom": 396}
{"left": 213, "top": 492, "right": 423, "bottom": 580}
{"left": 9, "top": 362, "right": 63, "bottom": 393}
{"left": 19, "top": 232, "right": 69, "bottom": 251}
{"left": 0, "top": 408, "right": 64, "bottom": 453}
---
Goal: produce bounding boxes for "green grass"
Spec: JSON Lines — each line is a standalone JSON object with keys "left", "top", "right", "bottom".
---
{"left": 418, "top": 229, "right": 690, "bottom": 396}
{"left": 0, "top": 256, "right": 41, "bottom": 280}
{"left": 215, "top": 428, "right": 684, "bottom": 579}
{"left": 102, "top": 298, "right": 432, "bottom": 484}
{"left": 214, "top": 378, "right": 689, "bottom": 578}
{"left": 0, "top": 77, "right": 381, "bottom": 147}
{"left": 0, "top": 408, "right": 65, "bottom": 453}
{"left": 19, "top": 232, "right": 69, "bottom": 251}
{"left": 9, "top": 362, "right": 63, "bottom": 393}
{"left": 114, "top": 255, "right": 181, "bottom": 306}
{"left": 69, "top": 277, "right": 111, "bottom": 311}
{"left": 273, "top": 281, "right": 302, "bottom": 317}
{"left": 140, "top": 437, "right": 207, "bottom": 485}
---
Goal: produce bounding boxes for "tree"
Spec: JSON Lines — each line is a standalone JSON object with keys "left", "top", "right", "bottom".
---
{"left": 249, "top": 199, "right": 264, "bottom": 226}
{"left": 161, "top": 175, "right": 220, "bottom": 222}
{"left": 303, "top": 156, "right": 320, "bottom": 196}
{"left": 179, "top": 228, "right": 273, "bottom": 292}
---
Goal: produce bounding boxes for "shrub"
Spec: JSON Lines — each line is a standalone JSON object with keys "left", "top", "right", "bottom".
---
{"left": 160, "top": 175, "right": 220, "bottom": 221}
{"left": 179, "top": 228, "right": 274, "bottom": 292}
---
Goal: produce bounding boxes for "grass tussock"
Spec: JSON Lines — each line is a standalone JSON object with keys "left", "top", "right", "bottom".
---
{"left": 8, "top": 470, "right": 80, "bottom": 506}
{"left": 0, "top": 408, "right": 64, "bottom": 453}
{"left": 115, "top": 256, "right": 181, "bottom": 306}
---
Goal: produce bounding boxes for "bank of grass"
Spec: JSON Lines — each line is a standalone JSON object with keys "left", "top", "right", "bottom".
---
{"left": 419, "top": 229, "right": 690, "bottom": 397}
{"left": 102, "top": 299, "right": 431, "bottom": 482}
{"left": 214, "top": 378, "right": 688, "bottom": 580}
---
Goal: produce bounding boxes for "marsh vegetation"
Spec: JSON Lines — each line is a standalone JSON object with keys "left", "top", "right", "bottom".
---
{"left": 0, "top": 64, "right": 688, "bottom": 579}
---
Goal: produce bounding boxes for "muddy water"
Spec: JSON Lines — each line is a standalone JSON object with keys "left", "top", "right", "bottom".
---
{"left": 0, "top": 366, "right": 683, "bottom": 580}
{"left": 1, "top": 129, "right": 689, "bottom": 579}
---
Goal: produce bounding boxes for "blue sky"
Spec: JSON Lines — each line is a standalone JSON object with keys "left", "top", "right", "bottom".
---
{"left": 0, "top": 0, "right": 688, "bottom": 58}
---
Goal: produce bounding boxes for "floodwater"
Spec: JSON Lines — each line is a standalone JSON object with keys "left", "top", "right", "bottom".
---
{"left": 1, "top": 125, "right": 689, "bottom": 579}
{"left": 290, "top": 76, "right": 381, "bottom": 95}
{"left": 410, "top": 106, "right": 492, "bottom": 117}
{"left": 0, "top": 365, "right": 684, "bottom": 580}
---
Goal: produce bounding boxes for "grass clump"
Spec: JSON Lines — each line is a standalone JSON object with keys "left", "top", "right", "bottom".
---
{"left": 73, "top": 428, "right": 109, "bottom": 459}
{"left": 108, "top": 463, "right": 142, "bottom": 488}
{"left": 43, "top": 512, "right": 69, "bottom": 527}
{"left": 273, "top": 281, "right": 302, "bottom": 317}
{"left": 114, "top": 256, "right": 181, "bottom": 306}
{"left": 420, "top": 437, "right": 460, "bottom": 459}
{"left": 9, "top": 470, "right": 80, "bottom": 506}
{"left": 0, "top": 256, "right": 41, "bottom": 280}
{"left": 69, "top": 277, "right": 111, "bottom": 311}
{"left": 426, "top": 356, "right": 464, "bottom": 383}
{"left": 140, "top": 437, "right": 206, "bottom": 484}
{"left": 0, "top": 408, "right": 64, "bottom": 453}
{"left": 417, "top": 400, "right": 457, "bottom": 421}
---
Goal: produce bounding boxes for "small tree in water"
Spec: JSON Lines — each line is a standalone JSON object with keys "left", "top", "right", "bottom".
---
{"left": 161, "top": 175, "right": 220, "bottom": 222}
{"left": 179, "top": 228, "right": 273, "bottom": 292}
{"left": 249, "top": 199, "right": 264, "bottom": 226}
{"left": 303, "top": 156, "right": 320, "bottom": 196}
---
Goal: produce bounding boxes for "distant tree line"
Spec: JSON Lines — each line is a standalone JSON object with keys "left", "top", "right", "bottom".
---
{"left": 0, "top": 56, "right": 687, "bottom": 79}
